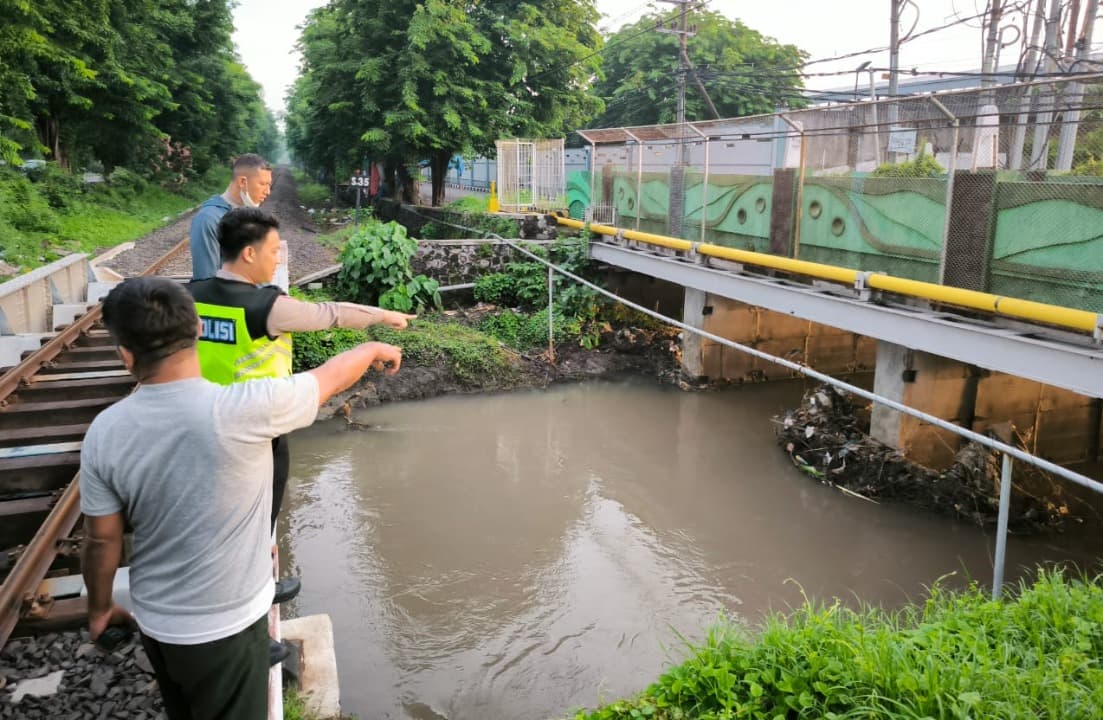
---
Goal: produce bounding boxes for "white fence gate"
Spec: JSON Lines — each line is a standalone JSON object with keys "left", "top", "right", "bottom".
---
{"left": 496, "top": 138, "right": 565, "bottom": 212}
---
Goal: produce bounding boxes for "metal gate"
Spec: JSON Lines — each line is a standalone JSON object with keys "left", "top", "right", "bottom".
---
{"left": 496, "top": 138, "right": 565, "bottom": 212}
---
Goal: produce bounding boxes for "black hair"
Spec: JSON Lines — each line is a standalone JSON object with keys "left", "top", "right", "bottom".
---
{"left": 217, "top": 207, "right": 280, "bottom": 262}
{"left": 102, "top": 277, "right": 198, "bottom": 380}
{"left": 231, "top": 153, "right": 271, "bottom": 175}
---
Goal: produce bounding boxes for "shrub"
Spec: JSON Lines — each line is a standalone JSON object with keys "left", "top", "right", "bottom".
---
{"left": 336, "top": 220, "right": 441, "bottom": 313}
{"left": 871, "top": 150, "right": 945, "bottom": 178}
{"left": 33, "top": 164, "right": 84, "bottom": 210}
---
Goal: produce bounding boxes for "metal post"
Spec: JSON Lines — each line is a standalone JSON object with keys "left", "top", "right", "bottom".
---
{"left": 779, "top": 113, "right": 806, "bottom": 258}
{"left": 701, "top": 136, "right": 711, "bottom": 244}
{"left": 992, "top": 453, "right": 1014, "bottom": 600}
{"left": 354, "top": 180, "right": 362, "bottom": 229}
{"left": 869, "top": 70, "right": 882, "bottom": 166}
{"left": 547, "top": 264, "right": 555, "bottom": 362}
{"left": 624, "top": 129, "right": 644, "bottom": 231}
{"left": 930, "top": 97, "right": 959, "bottom": 284}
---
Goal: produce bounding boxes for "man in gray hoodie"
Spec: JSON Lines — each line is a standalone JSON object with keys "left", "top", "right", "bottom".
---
{"left": 189, "top": 154, "right": 272, "bottom": 280}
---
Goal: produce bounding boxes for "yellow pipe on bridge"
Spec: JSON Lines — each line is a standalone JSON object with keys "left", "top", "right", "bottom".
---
{"left": 555, "top": 216, "right": 1099, "bottom": 335}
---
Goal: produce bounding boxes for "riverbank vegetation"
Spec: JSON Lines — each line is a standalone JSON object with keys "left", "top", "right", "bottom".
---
{"left": 569, "top": 568, "right": 1103, "bottom": 720}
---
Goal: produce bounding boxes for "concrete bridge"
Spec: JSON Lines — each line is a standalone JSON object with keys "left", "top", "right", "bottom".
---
{"left": 557, "top": 217, "right": 1103, "bottom": 471}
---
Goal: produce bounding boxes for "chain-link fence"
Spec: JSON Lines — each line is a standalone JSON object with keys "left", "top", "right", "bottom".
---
{"left": 575, "top": 75, "right": 1103, "bottom": 312}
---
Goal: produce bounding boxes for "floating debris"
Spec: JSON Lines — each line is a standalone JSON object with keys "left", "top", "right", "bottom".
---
{"left": 775, "top": 384, "right": 1074, "bottom": 532}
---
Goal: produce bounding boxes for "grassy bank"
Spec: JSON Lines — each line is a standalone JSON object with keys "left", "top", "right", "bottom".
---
{"left": 0, "top": 165, "right": 227, "bottom": 276}
{"left": 570, "top": 569, "right": 1103, "bottom": 720}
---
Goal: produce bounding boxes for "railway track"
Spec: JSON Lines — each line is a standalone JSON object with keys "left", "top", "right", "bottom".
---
{"left": 0, "top": 239, "right": 187, "bottom": 650}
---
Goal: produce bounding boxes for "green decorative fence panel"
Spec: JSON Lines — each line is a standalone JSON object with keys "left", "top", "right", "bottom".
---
{"left": 795, "top": 177, "right": 945, "bottom": 282}
{"left": 991, "top": 182, "right": 1103, "bottom": 312}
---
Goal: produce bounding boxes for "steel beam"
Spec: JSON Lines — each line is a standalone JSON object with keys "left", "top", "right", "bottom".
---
{"left": 591, "top": 242, "right": 1103, "bottom": 398}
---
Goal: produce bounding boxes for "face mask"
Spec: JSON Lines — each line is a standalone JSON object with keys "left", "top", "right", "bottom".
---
{"left": 240, "top": 187, "right": 260, "bottom": 208}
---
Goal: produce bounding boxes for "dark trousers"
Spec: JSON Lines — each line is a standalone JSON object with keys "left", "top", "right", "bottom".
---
{"left": 271, "top": 434, "right": 290, "bottom": 532}
{"left": 140, "top": 615, "right": 269, "bottom": 720}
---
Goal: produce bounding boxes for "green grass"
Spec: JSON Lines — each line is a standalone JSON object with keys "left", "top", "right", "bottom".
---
{"left": 569, "top": 568, "right": 1103, "bottom": 720}
{"left": 0, "top": 168, "right": 226, "bottom": 275}
{"left": 292, "top": 315, "right": 515, "bottom": 386}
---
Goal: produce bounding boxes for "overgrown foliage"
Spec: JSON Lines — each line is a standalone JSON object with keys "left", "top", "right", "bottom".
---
{"left": 593, "top": 9, "right": 807, "bottom": 127}
{"left": 335, "top": 220, "right": 441, "bottom": 313}
{"left": 367, "top": 323, "right": 514, "bottom": 385}
{"left": 572, "top": 569, "right": 1103, "bottom": 720}
{"left": 472, "top": 237, "right": 607, "bottom": 350}
{"left": 0, "top": 165, "right": 225, "bottom": 273}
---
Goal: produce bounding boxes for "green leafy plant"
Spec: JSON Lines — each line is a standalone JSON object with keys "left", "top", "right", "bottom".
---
{"left": 871, "top": 148, "right": 945, "bottom": 178}
{"left": 571, "top": 568, "right": 1103, "bottom": 720}
{"left": 336, "top": 220, "right": 441, "bottom": 313}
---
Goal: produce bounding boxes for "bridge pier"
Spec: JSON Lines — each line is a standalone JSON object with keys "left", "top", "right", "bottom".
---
{"left": 680, "top": 295, "right": 1100, "bottom": 471}
{"left": 871, "top": 342, "right": 1100, "bottom": 469}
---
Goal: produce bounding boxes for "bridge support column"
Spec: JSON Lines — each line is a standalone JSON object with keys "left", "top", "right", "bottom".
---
{"left": 681, "top": 288, "right": 706, "bottom": 379}
{"left": 871, "top": 342, "right": 979, "bottom": 470}
{"left": 871, "top": 341, "right": 1101, "bottom": 469}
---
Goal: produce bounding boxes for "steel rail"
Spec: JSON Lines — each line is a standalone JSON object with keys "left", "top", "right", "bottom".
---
{"left": 556, "top": 217, "right": 1102, "bottom": 335}
{"left": 0, "top": 237, "right": 188, "bottom": 648}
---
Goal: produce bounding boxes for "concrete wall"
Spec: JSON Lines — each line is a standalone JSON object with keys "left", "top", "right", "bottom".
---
{"left": 693, "top": 296, "right": 878, "bottom": 382}
{"left": 871, "top": 343, "right": 1100, "bottom": 469}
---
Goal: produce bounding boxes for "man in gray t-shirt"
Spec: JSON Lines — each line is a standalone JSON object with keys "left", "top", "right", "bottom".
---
{"left": 80, "top": 277, "right": 401, "bottom": 720}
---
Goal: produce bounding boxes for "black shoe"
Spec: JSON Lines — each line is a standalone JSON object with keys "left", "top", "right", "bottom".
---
{"left": 273, "top": 576, "right": 301, "bottom": 605}
{"left": 269, "top": 639, "right": 291, "bottom": 667}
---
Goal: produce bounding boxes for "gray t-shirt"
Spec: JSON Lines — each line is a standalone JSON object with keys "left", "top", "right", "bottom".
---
{"left": 80, "top": 374, "right": 319, "bottom": 643}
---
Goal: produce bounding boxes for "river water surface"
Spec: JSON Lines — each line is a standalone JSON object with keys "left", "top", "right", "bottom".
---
{"left": 278, "top": 379, "right": 1103, "bottom": 720}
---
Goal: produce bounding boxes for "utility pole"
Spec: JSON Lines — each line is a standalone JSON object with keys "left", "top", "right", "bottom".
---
{"left": 1009, "top": 0, "right": 1048, "bottom": 170}
{"left": 981, "top": 0, "right": 1004, "bottom": 89}
{"left": 888, "top": 0, "right": 901, "bottom": 99}
{"left": 1056, "top": 0, "right": 1099, "bottom": 170}
{"left": 888, "top": 0, "right": 902, "bottom": 161}
{"left": 1029, "top": 0, "right": 1063, "bottom": 171}
{"left": 657, "top": 0, "right": 698, "bottom": 236}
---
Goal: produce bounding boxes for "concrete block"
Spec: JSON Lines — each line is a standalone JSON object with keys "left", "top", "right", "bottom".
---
{"left": 0, "top": 333, "right": 52, "bottom": 369}
{"left": 281, "top": 614, "right": 340, "bottom": 719}
{"left": 51, "top": 302, "right": 95, "bottom": 330}
{"left": 86, "top": 281, "right": 119, "bottom": 303}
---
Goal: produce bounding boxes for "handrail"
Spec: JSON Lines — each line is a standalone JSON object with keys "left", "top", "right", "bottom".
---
{"left": 556, "top": 217, "right": 1101, "bottom": 335}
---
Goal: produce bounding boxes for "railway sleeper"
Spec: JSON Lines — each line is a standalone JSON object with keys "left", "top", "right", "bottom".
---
{"left": 0, "top": 396, "right": 118, "bottom": 430}
{"left": 14, "top": 375, "right": 134, "bottom": 402}
{"left": 0, "top": 452, "right": 81, "bottom": 495}
{"left": 0, "top": 424, "right": 91, "bottom": 449}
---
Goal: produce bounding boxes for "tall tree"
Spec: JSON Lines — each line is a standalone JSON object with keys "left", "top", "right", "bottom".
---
{"left": 593, "top": 9, "right": 807, "bottom": 128}
{"left": 287, "top": 0, "right": 604, "bottom": 206}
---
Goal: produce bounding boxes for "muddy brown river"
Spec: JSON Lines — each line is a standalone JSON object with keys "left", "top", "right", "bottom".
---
{"left": 278, "top": 379, "right": 1103, "bottom": 720}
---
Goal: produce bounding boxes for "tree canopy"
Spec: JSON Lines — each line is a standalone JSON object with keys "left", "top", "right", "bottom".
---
{"left": 0, "top": 0, "right": 278, "bottom": 179}
{"left": 286, "top": 0, "right": 605, "bottom": 205}
{"left": 592, "top": 9, "right": 808, "bottom": 128}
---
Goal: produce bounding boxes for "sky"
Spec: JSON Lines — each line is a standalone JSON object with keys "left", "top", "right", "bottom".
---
{"left": 232, "top": 0, "right": 1097, "bottom": 115}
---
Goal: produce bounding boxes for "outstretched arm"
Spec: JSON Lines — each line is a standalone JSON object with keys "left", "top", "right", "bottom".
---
{"left": 307, "top": 341, "right": 403, "bottom": 405}
{"left": 268, "top": 296, "right": 415, "bottom": 335}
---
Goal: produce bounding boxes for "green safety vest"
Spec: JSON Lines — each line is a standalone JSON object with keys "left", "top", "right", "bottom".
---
{"left": 187, "top": 278, "right": 293, "bottom": 384}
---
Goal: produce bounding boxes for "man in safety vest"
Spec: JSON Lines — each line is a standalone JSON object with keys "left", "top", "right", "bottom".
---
{"left": 188, "top": 208, "right": 413, "bottom": 660}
